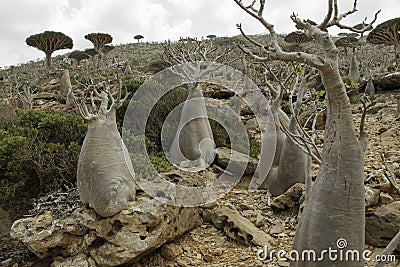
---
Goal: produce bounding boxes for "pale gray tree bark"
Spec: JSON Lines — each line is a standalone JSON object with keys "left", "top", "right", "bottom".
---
{"left": 74, "top": 81, "right": 136, "bottom": 217}
{"left": 233, "top": 0, "right": 379, "bottom": 265}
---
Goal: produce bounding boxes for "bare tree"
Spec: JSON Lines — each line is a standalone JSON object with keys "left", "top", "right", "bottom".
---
{"left": 25, "top": 31, "right": 73, "bottom": 71}
{"left": 233, "top": 0, "right": 379, "bottom": 266}
{"left": 161, "top": 40, "right": 235, "bottom": 168}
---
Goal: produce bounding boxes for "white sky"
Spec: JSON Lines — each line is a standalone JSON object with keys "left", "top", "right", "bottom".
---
{"left": 0, "top": 0, "right": 397, "bottom": 68}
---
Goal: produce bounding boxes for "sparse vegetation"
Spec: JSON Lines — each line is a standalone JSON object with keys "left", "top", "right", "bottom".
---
{"left": 25, "top": 31, "right": 73, "bottom": 71}
{"left": 0, "top": 109, "right": 85, "bottom": 204}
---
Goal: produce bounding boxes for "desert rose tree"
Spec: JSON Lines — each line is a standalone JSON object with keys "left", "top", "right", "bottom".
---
{"left": 74, "top": 81, "right": 136, "bottom": 217}
{"left": 162, "top": 41, "right": 234, "bottom": 168}
{"left": 25, "top": 31, "right": 73, "bottom": 71}
{"left": 233, "top": 0, "right": 379, "bottom": 266}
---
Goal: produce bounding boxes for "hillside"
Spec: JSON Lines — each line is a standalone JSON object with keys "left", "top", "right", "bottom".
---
{"left": 0, "top": 35, "right": 399, "bottom": 266}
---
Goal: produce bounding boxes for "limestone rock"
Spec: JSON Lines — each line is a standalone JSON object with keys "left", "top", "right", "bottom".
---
{"left": 365, "top": 186, "right": 380, "bottom": 207}
{"left": 211, "top": 205, "right": 273, "bottom": 248}
{"left": 380, "top": 192, "right": 394, "bottom": 205}
{"left": 48, "top": 78, "right": 60, "bottom": 85}
{"left": 269, "top": 221, "right": 285, "bottom": 235}
{"left": 365, "top": 201, "right": 400, "bottom": 249}
{"left": 271, "top": 183, "right": 305, "bottom": 210}
{"left": 204, "top": 85, "right": 234, "bottom": 99}
{"left": 10, "top": 194, "right": 200, "bottom": 266}
{"left": 373, "top": 72, "right": 400, "bottom": 90}
{"left": 215, "top": 147, "right": 258, "bottom": 176}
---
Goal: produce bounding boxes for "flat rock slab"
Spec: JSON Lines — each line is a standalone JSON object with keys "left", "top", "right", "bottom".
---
{"left": 10, "top": 193, "right": 200, "bottom": 266}
{"left": 365, "top": 201, "right": 400, "bottom": 250}
{"left": 208, "top": 204, "right": 273, "bottom": 249}
{"left": 373, "top": 72, "right": 400, "bottom": 90}
{"left": 216, "top": 147, "right": 258, "bottom": 176}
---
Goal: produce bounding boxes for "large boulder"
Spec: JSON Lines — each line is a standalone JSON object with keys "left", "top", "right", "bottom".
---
{"left": 10, "top": 193, "right": 200, "bottom": 266}
{"left": 365, "top": 201, "right": 400, "bottom": 250}
{"left": 373, "top": 72, "right": 400, "bottom": 90}
{"left": 215, "top": 147, "right": 257, "bottom": 176}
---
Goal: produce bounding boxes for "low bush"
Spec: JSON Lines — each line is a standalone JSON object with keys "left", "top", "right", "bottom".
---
{"left": 0, "top": 110, "right": 86, "bottom": 204}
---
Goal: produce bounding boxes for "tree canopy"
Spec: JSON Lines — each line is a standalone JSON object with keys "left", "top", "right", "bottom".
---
{"left": 367, "top": 17, "right": 400, "bottom": 46}
{"left": 134, "top": 34, "right": 144, "bottom": 43}
{"left": 25, "top": 31, "right": 73, "bottom": 70}
{"left": 84, "top": 33, "right": 113, "bottom": 53}
{"left": 68, "top": 50, "right": 90, "bottom": 65}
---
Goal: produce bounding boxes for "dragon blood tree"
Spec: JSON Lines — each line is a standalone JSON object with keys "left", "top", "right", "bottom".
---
{"left": 25, "top": 31, "right": 73, "bottom": 71}
{"left": 367, "top": 17, "right": 400, "bottom": 65}
{"left": 233, "top": 0, "right": 379, "bottom": 265}
{"left": 68, "top": 50, "right": 90, "bottom": 66}
{"left": 84, "top": 32, "right": 113, "bottom": 68}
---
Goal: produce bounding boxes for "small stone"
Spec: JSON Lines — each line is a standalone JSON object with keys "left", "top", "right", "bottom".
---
{"left": 380, "top": 192, "right": 394, "bottom": 205}
{"left": 269, "top": 221, "right": 284, "bottom": 235}
{"left": 271, "top": 183, "right": 304, "bottom": 209}
{"left": 36, "top": 99, "right": 45, "bottom": 105}
{"left": 377, "top": 127, "right": 388, "bottom": 134}
{"left": 288, "top": 231, "right": 296, "bottom": 237}
{"left": 202, "top": 209, "right": 214, "bottom": 224}
{"left": 277, "top": 260, "right": 290, "bottom": 266}
{"left": 1, "top": 258, "right": 13, "bottom": 267}
{"left": 212, "top": 248, "right": 224, "bottom": 256}
{"left": 366, "top": 201, "right": 400, "bottom": 249}
{"left": 48, "top": 78, "right": 59, "bottom": 85}
{"left": 241, "top": 209, "right": 254, "bottom": 217}
{"left": 215, "top": 147, "right": 258, "bottom": 175}
{"left": 161, "top": 243, "right": 183, "bottom": 261}
{"left": 203, "top": 254, "right": 214, "bottom": 262}
{"left": 255, "top": 211, "right": 264, "bottom": 227}
{"left": 365, "top": 186, "right": 380, "bottom": 207}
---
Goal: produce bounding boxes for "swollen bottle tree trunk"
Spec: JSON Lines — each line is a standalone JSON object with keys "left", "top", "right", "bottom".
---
{"left": 233, "top": 0, "right": 378, "bottom": 265}
{"left": 257, "top": 87, "right": 290, "bottom": 192}
{"left": 169, "top": 83, "right": 215, "bottom": 168}
{"left": 348, "top": 50, "right": 361, "bottom": 83}
{"left": 75, "top": 82, "right": 136, "bottom": 217}
{"left": 292, "top": 62, "right": 365, "bottom": 267}
{"left": 274, "top": 77, "right": 308, "bottom": 196}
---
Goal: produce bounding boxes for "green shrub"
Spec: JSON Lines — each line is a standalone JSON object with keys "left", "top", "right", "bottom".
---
{"left": 0, "top": 110, "right": 86, "bottom": 204}
{"left": 0, "top": 105, "right": 18, "bottom": 130}
{"left": 116, "top": 79, "right": 144, "bottom": 129}
{"left": 17, "top": 110, "right": 87, "bottom": 144}
{"left": 130, "top": 153, "right": 172, "bottom": 181}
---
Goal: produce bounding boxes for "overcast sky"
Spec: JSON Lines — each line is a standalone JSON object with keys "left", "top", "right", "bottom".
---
{"left": 0, "top": 0, "right": 396, "bottom": 68}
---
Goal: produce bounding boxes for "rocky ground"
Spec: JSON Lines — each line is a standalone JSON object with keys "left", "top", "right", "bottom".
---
{"left": 1, "top": 91, "right": 399, "bottom": 266}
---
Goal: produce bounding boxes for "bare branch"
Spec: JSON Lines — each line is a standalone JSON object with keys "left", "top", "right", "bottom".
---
{"left": 375, "top": 229, "right": 400, "bottom": 267}
{"left": 318, "top": 0, "right": 334, "bottom": 30}
{"left": 324, "top": 0, "right": 380, "bottom": 33}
